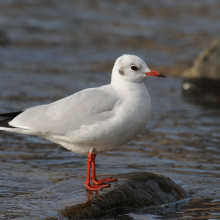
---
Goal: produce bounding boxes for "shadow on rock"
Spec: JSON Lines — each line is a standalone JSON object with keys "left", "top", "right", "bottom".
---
{"left": 182, "top": 78, "right": 220, "bottom": 108}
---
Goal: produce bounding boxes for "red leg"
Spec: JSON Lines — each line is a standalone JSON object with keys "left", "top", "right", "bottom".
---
{"left": 91, "top": 154, "right": 117, "bottom": 185}
{"left": 84, "top": 152, "right": 109, "bottom": 191}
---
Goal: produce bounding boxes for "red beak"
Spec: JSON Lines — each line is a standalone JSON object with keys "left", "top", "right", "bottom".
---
{"left": 144, "top": 70, "right": 166, "bottom": 78}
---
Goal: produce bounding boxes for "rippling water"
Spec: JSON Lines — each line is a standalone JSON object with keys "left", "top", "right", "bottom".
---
{"left": 125, "top": 199, "right": 220, "bottom": 219}
{"left": 0, "top": 0, "right": 220, "bottom": 219}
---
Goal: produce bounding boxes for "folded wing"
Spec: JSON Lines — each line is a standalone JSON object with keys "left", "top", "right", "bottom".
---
{"left": 9, "top": 87, "right": 119, "bottom": 135}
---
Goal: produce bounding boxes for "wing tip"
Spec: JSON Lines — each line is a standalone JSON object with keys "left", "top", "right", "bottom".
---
{"left": 0, "top": 111, "right": 23, "bottom": 128}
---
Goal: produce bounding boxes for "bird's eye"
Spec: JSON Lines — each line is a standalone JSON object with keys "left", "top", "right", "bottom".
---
{"left": 131, "top": 65, "right": 138, "bottom": 71}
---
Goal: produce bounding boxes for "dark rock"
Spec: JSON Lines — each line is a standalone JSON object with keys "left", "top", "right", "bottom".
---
{"left": 182, "top": 78, "right": 220, "bottom": 107}
{"left": 182, "top": 38, "right": 220, "bottom": 107}
{"left": 5, "top": 172, "right": 189, "bottom": 219}
{"left": 0, "top": 29, "right": 9, "bottom": 47}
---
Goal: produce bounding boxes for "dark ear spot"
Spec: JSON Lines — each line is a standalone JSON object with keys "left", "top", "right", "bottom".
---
{"left": 119, "top": 69, "right": 124, "bottom": 75}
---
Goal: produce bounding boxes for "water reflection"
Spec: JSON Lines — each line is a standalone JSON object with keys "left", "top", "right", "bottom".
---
{"left": 125, "top": 198, "right": 220, "bottom": 219}
{"left": 85, "top": 190, "right": 99, "bottom": 204}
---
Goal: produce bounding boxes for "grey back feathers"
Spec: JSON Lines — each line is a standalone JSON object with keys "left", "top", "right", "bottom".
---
{"left": 8, "top": 87, "right": 119, "bottom": 135}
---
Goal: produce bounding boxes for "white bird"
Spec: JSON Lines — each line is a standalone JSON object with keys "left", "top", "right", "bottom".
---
{"left": 0, "top": 54, "right": 165, "bottom": 190}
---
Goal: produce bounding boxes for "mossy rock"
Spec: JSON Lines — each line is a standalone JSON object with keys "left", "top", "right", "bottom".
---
{"left": 184, "top": 38, "right": 220, "bottom": 79}
{"left": 183, "top": 38, "right": 220, "bottom": 107}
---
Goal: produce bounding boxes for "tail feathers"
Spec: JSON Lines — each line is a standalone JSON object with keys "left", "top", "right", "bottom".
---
{"left": 0, "top": 111, "right": 23, "bottom": 128}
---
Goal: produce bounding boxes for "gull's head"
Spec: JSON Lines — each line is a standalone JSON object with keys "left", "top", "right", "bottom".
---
{"left": 112, "top": 54, "right": 165, "bottom": 83}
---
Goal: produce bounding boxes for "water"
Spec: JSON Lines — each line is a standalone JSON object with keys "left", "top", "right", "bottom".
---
{"left": 0, "top": 0, "right": 220, "bottom": 219}
{"left": 124, "top": 199, "right": 220, "bottom": 219}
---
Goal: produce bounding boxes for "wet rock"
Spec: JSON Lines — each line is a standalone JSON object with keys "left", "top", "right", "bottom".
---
{"left": 182, "top": 38, "right": 220, "bottom": 107}
{"left": 0, "top": 30, "right": 9, "bottom": 47}
{"left": 5, "top": 172, "right": 189, "bottom": 219}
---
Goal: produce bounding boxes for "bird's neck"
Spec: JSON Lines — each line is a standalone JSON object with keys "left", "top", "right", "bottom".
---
{"left": 111, "top": 72, "right": 147, "bottom": 95}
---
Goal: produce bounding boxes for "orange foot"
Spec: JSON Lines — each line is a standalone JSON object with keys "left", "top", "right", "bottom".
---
{"left": 85, "top": 183, "right": 110, "bottom": 191}
{"left": 91, "top": 177, "right": 117, "bottom": 185}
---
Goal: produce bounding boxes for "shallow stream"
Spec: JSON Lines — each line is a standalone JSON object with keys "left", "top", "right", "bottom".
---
{"left": 0, "top": 0, "right": 220, "bottom": 219}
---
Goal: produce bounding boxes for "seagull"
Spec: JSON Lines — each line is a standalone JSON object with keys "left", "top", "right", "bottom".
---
{"left": 0, "top": 54, "right": 165, "bottom": 190}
